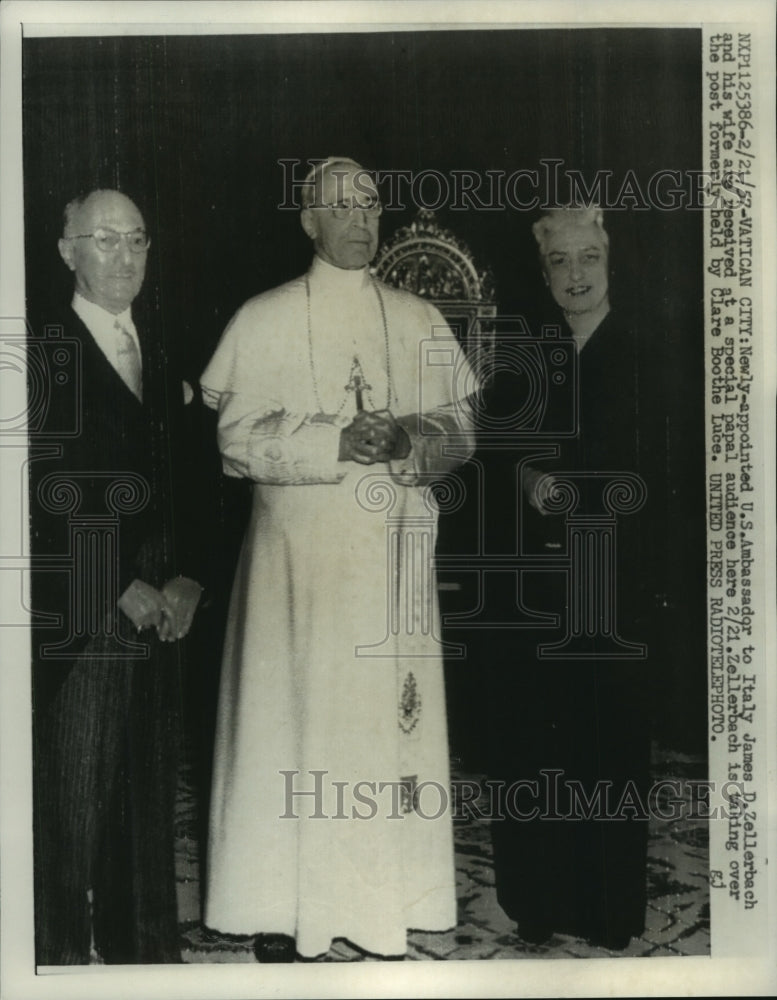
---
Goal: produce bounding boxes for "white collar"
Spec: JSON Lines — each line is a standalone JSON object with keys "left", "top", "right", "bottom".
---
{"left": 73, "top": 292, "right": 134, "bottom": 333}
{"left": 309, "top": 255, "right": 373, "bottom": 291}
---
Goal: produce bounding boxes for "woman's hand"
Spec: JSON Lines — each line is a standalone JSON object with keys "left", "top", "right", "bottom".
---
{"left": 523, "top": 466, "right": 558, "bottom": 515}
{"left": 157, "top": 576, "right": 203, "bottom": 641}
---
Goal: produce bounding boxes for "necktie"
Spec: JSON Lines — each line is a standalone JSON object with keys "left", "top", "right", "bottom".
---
{"left": 114, "top": 319, "right": 143, "bottom": 401}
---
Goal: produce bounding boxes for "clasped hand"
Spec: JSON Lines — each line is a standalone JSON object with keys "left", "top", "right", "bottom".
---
{"left": 339, "top": 409, "right": 411, "bottom": 465}
{"left": 118, "top": 576, "right": 203, "bottom": 641}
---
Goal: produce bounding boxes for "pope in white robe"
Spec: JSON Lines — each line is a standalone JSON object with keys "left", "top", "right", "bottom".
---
{"left": 200, "top": 159, "right": 477, "bottom": 959}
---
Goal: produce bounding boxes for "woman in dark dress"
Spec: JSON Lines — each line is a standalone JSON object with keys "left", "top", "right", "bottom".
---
{"left": 480, "top": 207, "right": 663, "bottom": 951}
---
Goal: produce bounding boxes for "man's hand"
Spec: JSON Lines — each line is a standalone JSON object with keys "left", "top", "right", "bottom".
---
{"left": 523, "top": 466, "right": 558, "bottom": 515}
{"left": 157, "top": 576, "right": 203, "bottom": 642}
{"left": 118, "top": 579, "right": 166, "bottom": 632}
{"left": 372, "top": 409, "right": 411, "bottom": 460}
{"left": 339, "top": 410, "right": 411, "bottom": 464}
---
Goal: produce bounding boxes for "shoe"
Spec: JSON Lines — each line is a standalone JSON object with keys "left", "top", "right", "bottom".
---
{"left": 516, "top": 921, "right": 554, "bottom": 945}
{"left": 588, "top": 930, "right": 632, "bottom": 951}
{"left": 253, "top": 933, "right": 296, "bottom": 963}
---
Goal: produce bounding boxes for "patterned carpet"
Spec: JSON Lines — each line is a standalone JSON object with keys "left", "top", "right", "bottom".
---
{"left": 175, "top": 746, "right": 709, "bottom": 962}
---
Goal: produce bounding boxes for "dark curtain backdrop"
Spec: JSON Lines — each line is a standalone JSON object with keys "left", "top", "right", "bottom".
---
{"left": 22, "top": 28, "right": 707, "bottom": 750}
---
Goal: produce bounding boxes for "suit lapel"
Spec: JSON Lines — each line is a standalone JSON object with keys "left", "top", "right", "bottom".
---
{"left": 71, "top": 310, "right": 146, "bottom": 408}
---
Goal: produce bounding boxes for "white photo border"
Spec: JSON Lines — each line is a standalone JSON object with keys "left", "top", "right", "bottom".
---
{"left": 1, "top": 2, "right": 775, "bottom": 998}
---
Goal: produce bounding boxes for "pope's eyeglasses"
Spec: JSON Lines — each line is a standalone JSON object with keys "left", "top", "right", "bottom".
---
{"left": 310, "top": 199, "right": 382, "bottom": 220}
{"left": 65, "top": 228, "right": 151, "bottom": 254}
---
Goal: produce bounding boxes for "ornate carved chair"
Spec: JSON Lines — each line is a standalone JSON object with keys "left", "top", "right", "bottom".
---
{"left": 371, "top": 208, "right": 496, "bottom": 370}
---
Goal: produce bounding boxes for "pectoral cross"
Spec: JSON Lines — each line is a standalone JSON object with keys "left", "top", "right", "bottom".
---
{"left": 345, "top": 356, "right": 371, "bottom": 412}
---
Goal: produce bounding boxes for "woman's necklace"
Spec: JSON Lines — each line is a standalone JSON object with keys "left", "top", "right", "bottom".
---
{"left": 305, "top": 274, "right": 393, "bottom": 414}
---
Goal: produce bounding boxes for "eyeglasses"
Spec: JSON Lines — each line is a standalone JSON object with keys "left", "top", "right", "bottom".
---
{"left": 309, "top": 199, "right": 382, "bottom": 220}
{"left": 65, "top": 228, "right": 151, "bottom": 253}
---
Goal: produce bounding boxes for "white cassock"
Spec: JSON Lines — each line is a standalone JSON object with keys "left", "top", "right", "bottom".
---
{"left": 200, "top": 255, "right": 477, "bottom": 958}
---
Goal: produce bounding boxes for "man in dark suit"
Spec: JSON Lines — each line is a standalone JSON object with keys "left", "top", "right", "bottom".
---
{"left": 30, "top": 189, "right": 204, "bottom": 964}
